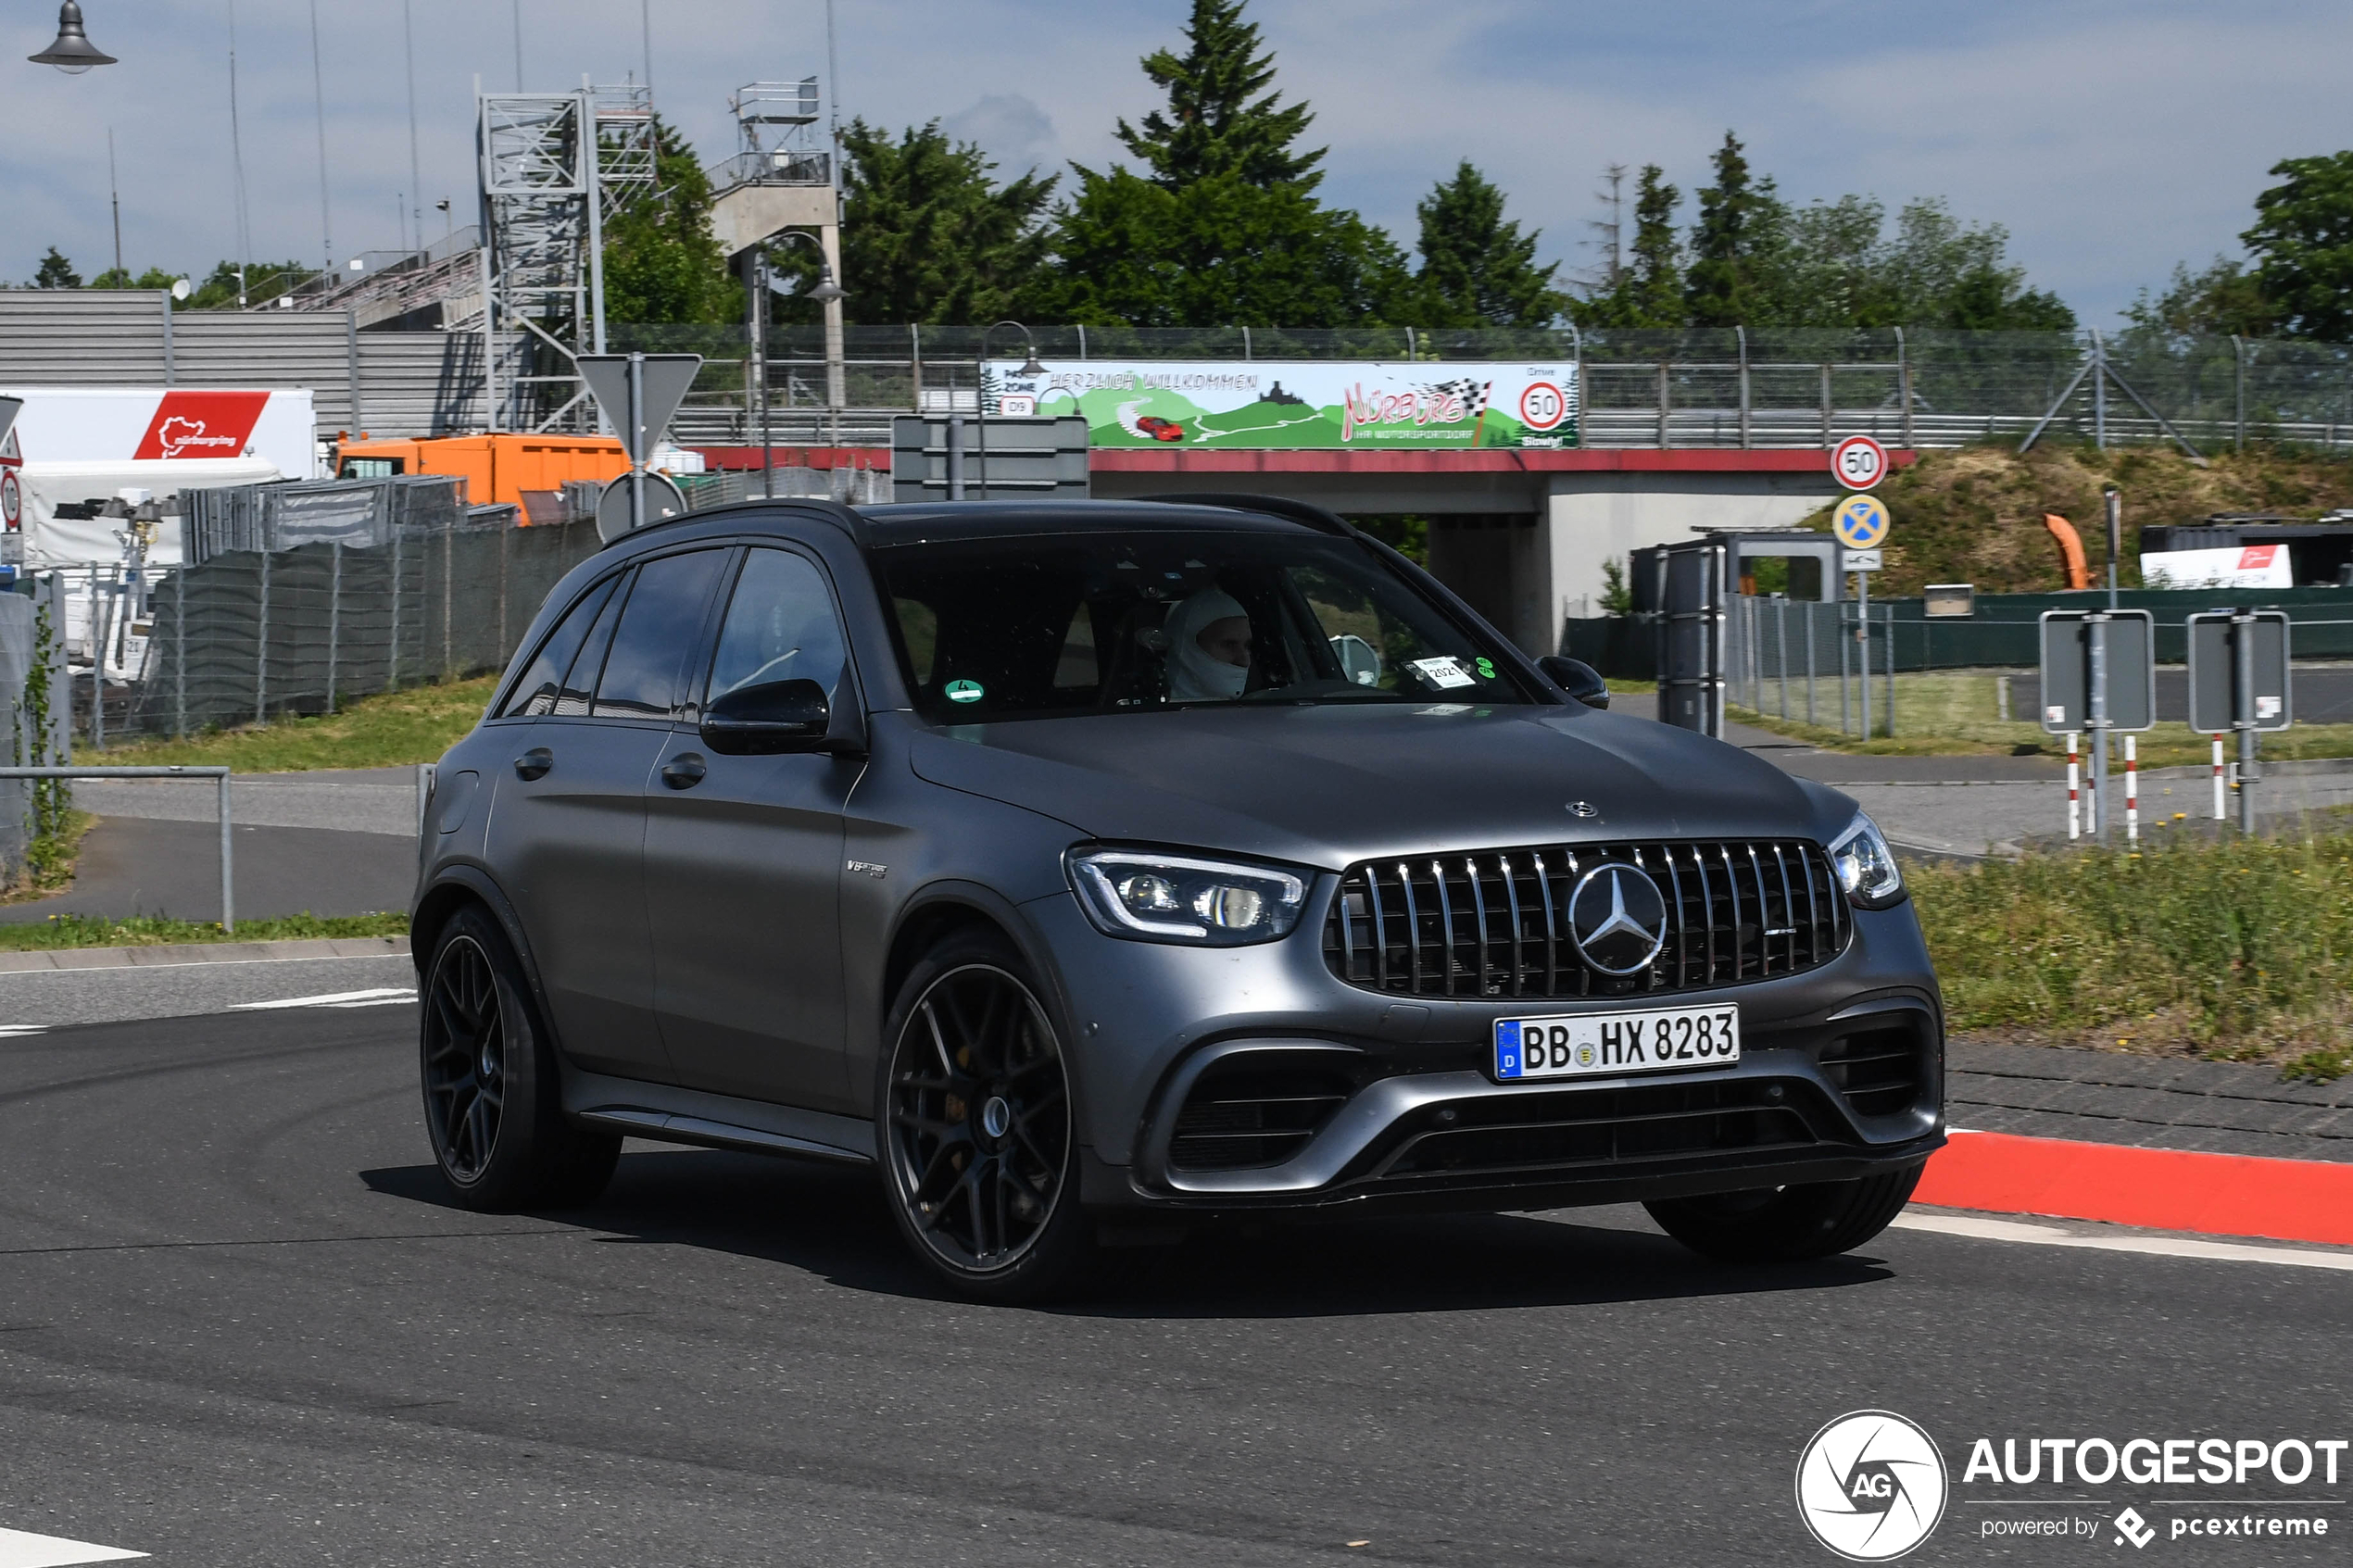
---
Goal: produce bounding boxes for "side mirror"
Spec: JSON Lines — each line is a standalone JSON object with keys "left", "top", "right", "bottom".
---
{"left": 1538, "top": 655, "right": 1610, "bottom": 709}
{"left": 701, "top": 678, "right": 832, "bottom": 755}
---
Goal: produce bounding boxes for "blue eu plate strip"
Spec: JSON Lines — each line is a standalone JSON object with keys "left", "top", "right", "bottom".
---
{"left": 1494, "top": 1019, "right": 1523, "bottom": 1080}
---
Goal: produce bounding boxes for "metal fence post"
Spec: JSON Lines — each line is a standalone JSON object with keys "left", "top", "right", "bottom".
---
{"left": 1804, "top": 599, "right": 1817, "bottom": 725}
{"left": 1839, "top": 601, "right": 1853, "bottom": 736}
{"left": 1775, "top": 595, "right": 1789, "bottom": 719}
{"left": 218, "top": 770, "right": 233, "bottom": 931}
{"left": 441, "top": 521, "right": 454, "bottom": 678}
{"left": 1819, "top": 364, "right": 1833, "bottom": 447}
{"left": 254, "top": 548, "right": 271, "bottom": 724}
{"left": 1896, "top": 326, "right": 1915, "bottom": 448}
{"left": 1736, "top": 325, "right": 1752, "bottom": 449}
{"left": 1883, "top": 605, "right": 1897, "bottom": 737}
{"left": 326, "top": 541, "right": 342, "bottom": 716}
{"left": 388, "top": 530, "right": 403, "bottom": 689}
{"left": 497, "top": 520, "right": 511, "bottom": 663}
{"left": 173, "top": 570, "right": 187, "bottom": 737}
{"left": 2232, "top": 334, "right": 2246, "bottom": 453}
{"left": 1656, "top": 361, "right": 1670, "bottom": 448}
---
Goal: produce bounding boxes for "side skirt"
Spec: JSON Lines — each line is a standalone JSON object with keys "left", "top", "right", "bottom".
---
{"left": 561, "top": 1063, "right": 877, "bottom": 1166}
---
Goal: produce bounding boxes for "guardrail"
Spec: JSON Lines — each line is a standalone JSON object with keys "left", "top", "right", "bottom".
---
{"left": 0, "top": 766, "right": 234, "bottom": 930}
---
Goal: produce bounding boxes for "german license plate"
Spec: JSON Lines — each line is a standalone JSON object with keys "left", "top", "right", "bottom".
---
{"left": 1494, "top": 1004, "right": 1741, "bottom": 1082}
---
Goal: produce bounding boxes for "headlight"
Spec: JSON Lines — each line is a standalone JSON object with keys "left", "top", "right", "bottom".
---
{"left": 1067, "top": 847, "right": 1309, "bottom": 946}
{"left": 1829, "top": 812, "right": 1906, "bottom": 909}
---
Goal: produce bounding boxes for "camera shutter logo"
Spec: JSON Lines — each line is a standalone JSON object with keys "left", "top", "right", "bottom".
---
{"left": 1794, "top": 1410, "right": 1947, "bottom": 1562}
{"left": 1567, "top": 862, "right": 1668, "bottom": 975}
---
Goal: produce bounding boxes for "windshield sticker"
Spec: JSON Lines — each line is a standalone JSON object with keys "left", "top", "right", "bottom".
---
{"left": 1416, "top": 704, "right": 1474, "bottom": 716}
{"left": 1410, "top": 656, "right": 1477, "bottom": 690}
{"left": 945, "top": 679, "right": 985, "bottom": 704}
{"left": 1474, "top": 657, "right": 1497, "bottom": 679}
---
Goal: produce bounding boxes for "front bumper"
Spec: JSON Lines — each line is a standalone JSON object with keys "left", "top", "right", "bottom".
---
{"left": 1027, "top": 887, "right": 1944, "bottom": 1217}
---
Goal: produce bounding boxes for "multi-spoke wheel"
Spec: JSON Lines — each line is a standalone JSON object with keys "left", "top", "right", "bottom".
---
{"left": 881, "top": 935, "right": 1090, "bottom": 1300}
{"left": 419, "top": 905, "right": 619, "bottom": 1211}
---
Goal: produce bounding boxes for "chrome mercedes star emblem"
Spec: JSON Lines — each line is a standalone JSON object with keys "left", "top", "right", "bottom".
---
{"left": 1567, "top": 863, "right": 1669, "bottom": 975}
{"left": 1567, "top": 800, "right": 1600, "bottom": 818}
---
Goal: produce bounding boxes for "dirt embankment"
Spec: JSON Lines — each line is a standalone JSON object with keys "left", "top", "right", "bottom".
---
{"left": 1797, "top": 444, "right": 2353, "bottom": 595}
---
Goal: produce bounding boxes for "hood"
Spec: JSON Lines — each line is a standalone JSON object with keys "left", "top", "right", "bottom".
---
{"left": 904, "top": 702, "right": 1846, "bottom": 871}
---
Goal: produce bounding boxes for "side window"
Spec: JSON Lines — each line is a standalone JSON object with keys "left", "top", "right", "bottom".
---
{"left": 1052, "top": 605, "right": 1098, "bottom": 690}
{"left": 591, "top": 549, "right": 728, "bottom": 720}
{"left": 709, "top": 548, "right": 849, "bottom": 703}
{"left": 554, "top": 572, "right": 630, "bottom": 717}
{"left": 497, "top": 574, "right": 619, "bottom": 718}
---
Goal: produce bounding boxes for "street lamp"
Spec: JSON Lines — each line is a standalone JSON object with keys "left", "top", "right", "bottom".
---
{"left": 29, "top": 2, "right": 116, "bottom": 72}
{"left": 974, "top": 320, "right": 1045, "bottom": 501}
{"left": 753, "top": 230, "right": 849, "bottom": 499}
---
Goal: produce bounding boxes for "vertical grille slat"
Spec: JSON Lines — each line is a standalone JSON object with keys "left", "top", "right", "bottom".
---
{"left": 1326, "top": 839, "right": 1851, "bottom": 1000}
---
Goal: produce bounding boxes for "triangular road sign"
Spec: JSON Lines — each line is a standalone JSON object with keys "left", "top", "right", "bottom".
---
{"left": 0, "top": 395, "right": 20, "bottom": 448}
{"left": 577, "top": 355, "right": 703, "bottom": 464}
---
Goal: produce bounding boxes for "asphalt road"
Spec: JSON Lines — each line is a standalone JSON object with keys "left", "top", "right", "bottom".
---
{"left": 1, "top": 1005, "right": 2347, "bottom": 1566}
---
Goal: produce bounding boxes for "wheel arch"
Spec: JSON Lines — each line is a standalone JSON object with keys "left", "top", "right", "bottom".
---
{"left": 875, "top": 883, "right": 1086, "bottom": 1114}
{"left": 411, "top": 867, "right": 558, "bottom": 1042}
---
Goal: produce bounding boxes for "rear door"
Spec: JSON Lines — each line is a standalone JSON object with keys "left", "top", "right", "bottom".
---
{"left": 488, "top": 546, "right": 730, "bottom": 1082}
{"left": 644, "top": 545, "right": 862, "bottom": 1111}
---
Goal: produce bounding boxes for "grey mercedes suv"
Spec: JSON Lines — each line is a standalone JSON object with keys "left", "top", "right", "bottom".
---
{"left": 411, "top": 495, "right": 1944, "bottom": 1299}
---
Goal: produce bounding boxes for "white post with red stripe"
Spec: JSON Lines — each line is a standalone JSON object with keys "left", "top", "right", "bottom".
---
{"left": 2212, "top": 734, "right": 2226, "bottom": 820}
{"left": 2067, "top": 732, "right": 2081, "bottom": 841}
{"left": 2125, "top": 734, "right": 2138, "bottom": 844}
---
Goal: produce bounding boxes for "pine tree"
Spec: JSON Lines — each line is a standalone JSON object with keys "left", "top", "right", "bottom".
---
{"left": 1114, "top": 0, "right": 1323, "bottom": 191}
{"left": 1578, "top": 166, "right": 1682, "bottom": 327}
{"left": 770, "top": 119, "right": 1055, "bottom": 326}
{"left": 32, "top": 247, "right": 80, "bottom": 289}
{"left": 1045, "top": 0, "right": 1407, "bottom": 327}
{"left": 1411, "top": 161, "right": 1563, "bottom": 328}
{"left": 601, "top": 118, "right": 737, "bottom": 325}
{"left": 1684, "top": 132, "right": 1778, "bottom": 327}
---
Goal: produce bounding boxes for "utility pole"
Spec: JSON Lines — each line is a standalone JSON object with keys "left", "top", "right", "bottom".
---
{"left": 1586, "top": 163, "right": 1627, "bottom": 294}
{"left": 107, "top": 127, "right": 121, "bottom": 276}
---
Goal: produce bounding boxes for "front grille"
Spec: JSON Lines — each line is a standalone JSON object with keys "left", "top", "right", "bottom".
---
{"left": 1169, "top": 1055, "right": 1356, "bottom": 1172}
{"left": 1323, "top": 840, "right": 1850, "bottom": 1000}
{"left": 1381, "top": 1078, "right": 1837, "bottom": 1179}
{"left": 1819, "top": 1024, "right": 1921, "bottom": 1118}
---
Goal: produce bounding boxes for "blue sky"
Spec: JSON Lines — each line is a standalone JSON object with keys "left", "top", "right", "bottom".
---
{"left": 5, "top": 0, "right": 2347, "bottom": 324}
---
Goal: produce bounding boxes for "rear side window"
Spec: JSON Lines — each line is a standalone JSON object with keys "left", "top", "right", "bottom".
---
{"left": 592, "top": 549, "right": 728, "bottom": 720}
{"left": 707, "top": 548, "right": 849, "bottom": 704}
{"left": 497, "top": 574, "right": 620, "bottom": 719}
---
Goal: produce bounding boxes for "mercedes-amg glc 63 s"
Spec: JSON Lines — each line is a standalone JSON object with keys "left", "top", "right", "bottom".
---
{"left": 411, "top": 495, "right": 1942, "bottom": 1299}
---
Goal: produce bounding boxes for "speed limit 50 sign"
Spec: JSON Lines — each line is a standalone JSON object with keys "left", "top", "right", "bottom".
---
{"left": 1831, "top": 435, "right": 1890, "bottom": 491}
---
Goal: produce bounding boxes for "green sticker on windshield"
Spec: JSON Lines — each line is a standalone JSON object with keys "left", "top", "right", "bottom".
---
{"left": 945, "top": 679, "right": 985, "bottom": 704}
{"left": 1475, "top": 658, "right": 1497, "bottom": 679}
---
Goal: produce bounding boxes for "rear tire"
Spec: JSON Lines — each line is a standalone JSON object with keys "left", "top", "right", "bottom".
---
{"left": 420, "top": 905, "right": 619, "bottom": 1211}
{"left": 877, "top": 931, "right": 1093, "bottom": 1303}
{"left": 1643, "top": 1164, "right": 1922, "bottom": 1263}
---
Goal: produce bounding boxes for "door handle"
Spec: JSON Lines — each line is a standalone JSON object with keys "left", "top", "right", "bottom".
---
{"left": 661, "top": 751, "right": 708, "bottom": 790}
{"left": 514, "top": 747, "right": 553, "bottom": 782}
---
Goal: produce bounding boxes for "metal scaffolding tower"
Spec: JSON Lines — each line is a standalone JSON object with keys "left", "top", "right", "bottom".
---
{"left": 472, "top": 81, "right": 658, "bottom": 432}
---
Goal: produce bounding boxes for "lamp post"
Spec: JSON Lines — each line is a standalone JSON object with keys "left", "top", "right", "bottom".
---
{"left": 755, "top": 232, "right": 845, "bottom": 500}
{"left": 975, "top": 320, "right": 1045, "bottom": 501}
{"left": 29, "top": 2, "right": 116, "bottom": 71}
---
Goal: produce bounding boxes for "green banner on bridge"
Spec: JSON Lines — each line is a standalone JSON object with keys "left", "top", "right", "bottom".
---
{"left": 988, "top": 360, "right": 1579, "bottom": 451}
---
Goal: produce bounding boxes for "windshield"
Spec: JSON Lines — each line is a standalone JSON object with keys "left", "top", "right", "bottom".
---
{"left": 874, "top": 529, "right": 1538, "bottom": 724}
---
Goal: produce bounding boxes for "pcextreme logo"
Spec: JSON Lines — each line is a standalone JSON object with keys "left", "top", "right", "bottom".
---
{"left": 133, "top": 391, "right": 270, "bottom": 459}
{"left": 1796, "top": 1411, "right": 1950, "bottom": 1562}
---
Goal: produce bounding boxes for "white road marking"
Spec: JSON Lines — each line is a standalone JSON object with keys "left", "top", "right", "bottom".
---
{"left": 0, "top": 1525, "right": 146, "bottom": 1566}
{"left": 233, "top": 987, "right": 417, "bottom": 1011}
{"left": 0, "top": 1025, "right": 49, "bottom": 1038}
{"left": 1895, "top": 1211, "right": 2353, "bottom": 1272}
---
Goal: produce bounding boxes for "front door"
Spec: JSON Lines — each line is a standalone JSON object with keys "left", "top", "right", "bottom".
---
{"left": 644, "top": 546, "right": 861, "bottom": 1111}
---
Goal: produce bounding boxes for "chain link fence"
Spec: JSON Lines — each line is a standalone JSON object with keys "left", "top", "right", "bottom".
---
{"left": 124, "top": 516, "right": 603, "bottom": 738}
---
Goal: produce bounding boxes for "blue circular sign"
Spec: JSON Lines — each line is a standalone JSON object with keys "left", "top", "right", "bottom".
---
{"left": 1833, "top": 494, "right": 1891, "bottom": 549}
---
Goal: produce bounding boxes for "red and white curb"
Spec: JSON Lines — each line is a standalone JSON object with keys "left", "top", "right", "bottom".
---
{"left": 1916, "top": 1129, "right": 2353, "bottom": 1249}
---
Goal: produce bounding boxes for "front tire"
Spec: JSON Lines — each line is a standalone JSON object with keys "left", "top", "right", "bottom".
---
{"left": 878, "top": 933, "right": 1091, "bottom": 1302}
{"left": 420, "top": 905, "right": 619, "bottom": 1211}
{"left": 1643, "top": 1164, "right": 1922, "bottom": 1263}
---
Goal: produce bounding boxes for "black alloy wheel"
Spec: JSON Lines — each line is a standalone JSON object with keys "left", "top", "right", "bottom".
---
{"left": 883, "top": 946, "right": 1086, "bottom": 1297}
{"left": 422, "top": 933, "right": 506, "bottom": 1183}
{"left": 418, "top": 905, "right": 619, "bottom": 1210}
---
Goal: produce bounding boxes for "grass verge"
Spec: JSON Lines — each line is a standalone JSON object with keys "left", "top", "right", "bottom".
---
{"left": 90, "top": 676, "right": 498, "bottom": 772}
{"left": 0, "top": 810, "right": 95, "bottom": 905}
{"left": 0, "top": 910, "right": 409, "bottom": 951}
{"left": 1909, "top": 827, "right": 2353, "bottom": 1081}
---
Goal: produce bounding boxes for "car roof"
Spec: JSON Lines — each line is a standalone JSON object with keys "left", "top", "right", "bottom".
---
{"left": 853, "top": 498, "right": 1319, "bottom": 543}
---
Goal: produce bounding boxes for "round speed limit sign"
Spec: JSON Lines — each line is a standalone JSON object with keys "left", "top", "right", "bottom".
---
{"left": 1831, "top": 434, "right": 1890, "bottom": 491}
{"left": 1517, "top": 381, "right": 1567, "bottom": 431}
{"left": 0, "top": 470, "right": 17, "bottom": 533}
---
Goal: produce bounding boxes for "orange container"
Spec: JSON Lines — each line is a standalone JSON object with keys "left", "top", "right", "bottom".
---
{"left": 333, "top": 433, "right": 629, "bottom": 511}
